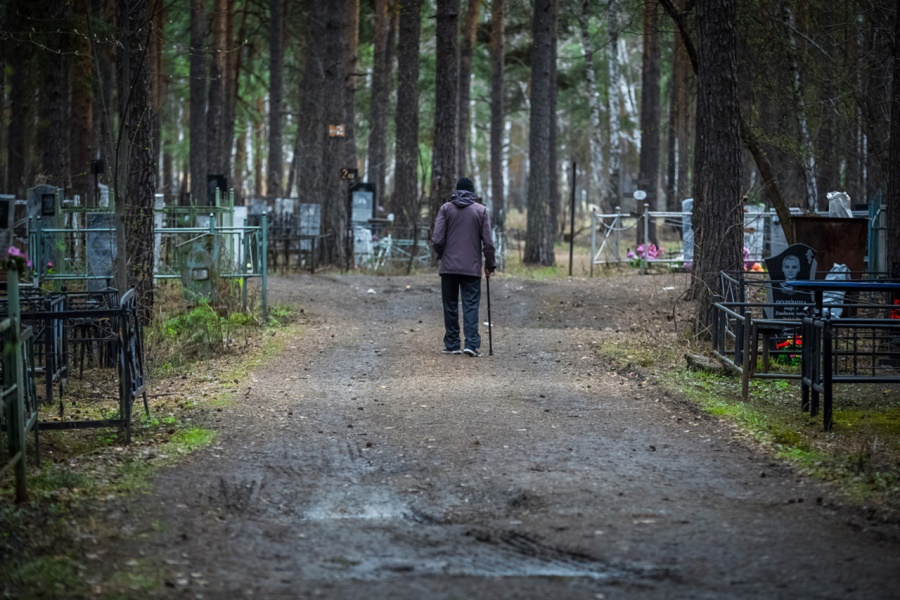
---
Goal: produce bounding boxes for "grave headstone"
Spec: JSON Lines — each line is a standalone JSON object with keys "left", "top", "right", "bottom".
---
{"left": 763, "top": 243, "right": 817, "bottom": 318}
{"left": 181, "top": 240, "right": 214, "bottom": 300}
{"left": 350, "top": 183, "right": 375, "bottom": 227}
{"left": 681, "top": 198, "right": 693, "bottom": 265}
{"left": 86, "top": 212, "right": 117, "bottom": 292}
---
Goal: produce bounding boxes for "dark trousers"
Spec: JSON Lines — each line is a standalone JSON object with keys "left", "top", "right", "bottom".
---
{"left": 441, "top": 274, "right": 481, "bottom": 351}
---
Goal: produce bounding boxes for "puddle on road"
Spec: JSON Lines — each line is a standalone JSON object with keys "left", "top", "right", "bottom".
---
{"left": 293, "top": 485, "right": 662, "bottom": 584}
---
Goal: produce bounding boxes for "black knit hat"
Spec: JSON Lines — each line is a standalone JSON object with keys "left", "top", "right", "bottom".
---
{"left": 456, "top": 177, "right": 475, "bottom": 193}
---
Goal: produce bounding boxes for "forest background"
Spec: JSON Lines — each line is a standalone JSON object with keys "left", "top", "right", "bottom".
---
{"left": 0, "top": 0, "right": 898, "bottom": 324}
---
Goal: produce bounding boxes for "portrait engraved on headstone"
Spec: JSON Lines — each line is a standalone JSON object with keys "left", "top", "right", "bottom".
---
{"left": 763, "top": 243, "right": 817, "bottom": 318}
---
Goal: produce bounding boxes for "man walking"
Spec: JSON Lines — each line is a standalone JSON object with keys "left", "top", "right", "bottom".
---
{"left": 432, "top": 177, "right": 496, "bottom": 357}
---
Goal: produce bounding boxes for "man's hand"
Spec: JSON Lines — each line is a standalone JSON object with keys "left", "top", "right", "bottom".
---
{"left": 484, "top": 267, "right": 492, "bottom": 279}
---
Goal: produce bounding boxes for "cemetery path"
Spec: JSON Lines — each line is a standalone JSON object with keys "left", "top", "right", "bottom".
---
{"left": 95, "top": 273, "right": 899, "bottom": 599}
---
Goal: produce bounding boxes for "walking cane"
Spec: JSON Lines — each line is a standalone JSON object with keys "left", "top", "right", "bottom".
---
{"left": 486, "top": 274, "right": 493, "bottom": 356}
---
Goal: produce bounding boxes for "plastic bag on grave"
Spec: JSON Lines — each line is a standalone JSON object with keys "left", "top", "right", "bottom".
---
{"left": 822, "top": 263, "right": 850, "bottom": 318}
{"left": 826, "top": 191, "right": 853, "bottom": 218}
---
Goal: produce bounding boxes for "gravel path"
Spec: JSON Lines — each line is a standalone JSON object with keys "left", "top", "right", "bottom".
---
{"left": 95, "top": 273, "right": 899, "bottom": 599}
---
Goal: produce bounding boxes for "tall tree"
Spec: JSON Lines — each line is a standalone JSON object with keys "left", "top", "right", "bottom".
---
{"left": 71, "top": 0, "right": 98, "bottom": 203}
{"left": 457, "top": 0, "right": 480, "bottom": 175}
{"left": 638, "top": 0, "right": 660, "bottom": 245}
{"left": 523, "top": 0, "right": 557, "bottom": 266}
{"left": 887, "top": 4, "right": 900, "bottom": 277}
{"left": 783, "top": 2, "right": 817, "bottom": 212}
{"left": 606, "top": 0, "right": 622, "bottom": 211}
{"left": 223, "top": 2, "right": 242, "bottom": 193}
{"left": 489, "top": 0, "right": 504, "bottom": 226}
{"left": 189, "top": 0, "right": 208, "bottom": 204}
{"left": 579, "top": 0, "right": 607, "bottom": 212}
{"left": 6, "top": 0, "right": 30, "bottom": 197}
{"left": 344, "top": 0, "right": 360, "bottom": 183}
{"left": 116, "top": 0, "right": 157, "bottom": 314}
{"left": 429, "top": 0, "right": 460, "bottom": 225}
{"left": 298, "top": 1, "right": 325, "bottom": 213}
{"left": 208, "top": 0, "right": 228, "bottom": 182}
{"left": 393, "top": 0, "right": 422, "bottom": 225}
{"left": 40, "top": 0, "right": 70, "bottom": 187}
{"left": 321, "top": 0, "right": 348, "bottom": 264}
{"left": 267, "top": 0, "right": 284, "bottom": 197}
{"left": 367, "top": 0, "right": 394, "bottom": 207}
{"left": 691, "top": 0, "right": 742, "bottom": 329}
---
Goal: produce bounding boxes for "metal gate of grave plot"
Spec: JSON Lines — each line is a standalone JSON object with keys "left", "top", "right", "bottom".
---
{"left": 27, "top": 210, "right": 268, "bottom": 317}
{"left": 154, "top": 213, "right": 268, "bottom": 316}
{"left": 0, "top": 271, "right": 39, "bottom": 502}
{"left": 23, "top": 287, "right": 148, "bottom": 443}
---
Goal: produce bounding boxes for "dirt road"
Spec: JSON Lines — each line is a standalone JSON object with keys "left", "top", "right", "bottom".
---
{"left": 95, "top": 273, "right": 899, "bottom": 599}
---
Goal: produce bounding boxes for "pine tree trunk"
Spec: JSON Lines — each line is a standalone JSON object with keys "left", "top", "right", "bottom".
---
{"left": 457, "top": 0, "right": 480, "bottom": 175}
{"left": 784, "top": 3, "right": 818, "bottom": 212}
{"left": 523, "top": 0, "right": 556, "bottom": 266}
{"left": 117, "top": 0, "right": 157, "bottom": 316}
{"left": 429, "top": 0, "right": 460, "bottom": 227}
{"left": 40, "top": 0, "right": 70, "bottom": 188}
{"left": 208, "top": 0, "right": 227, "bottom": 179}
{"left": 489, "top": 0, "right": 505, "bottom": 226}
{"left": 886, "top": 7, "right": 900, "bottom": 276}
{"left": 344, "top": 0, "right": 360, "bottom": 181}
{"left": 606, "top": 0, "right": 622, "bottom": 211}
{"left": 692, "top": 0, "right": 742, "bottom": 331}
{"left": 321, "top": 0, "right": 348, "bottom": 265}
{"left": 637, "top": 0, "right": 660, "bottom": 246}
{"left": 266, "top": 0, "right": 285, "bottom": 197}
{"left": 367, "top": 0, "right": 393, "bottom": 207}
{"left": 5, "top": 0, "right": 28, "bottom": 196}
{"left": 579, "top": 0, "right": 607, "bottom": 213}
{"left": 72, "top": 0, "right": 95, "bottom": 205}
{"left": 298, "top": 0, "right": 325, "bottom": 213}
{"left": 189, "top": 0, "right": 208, "bottom": 204}
{"left": 149, "top": 0, "right": 165, "bottom": 193}
{"left": 223, "top": 2, "right": 242, "bottom": 191}
{"left": 392, "top": 0, "right": 422, "bottom": 225}
{"left": 548, "top": 25, "right": 560, "bottom": 238}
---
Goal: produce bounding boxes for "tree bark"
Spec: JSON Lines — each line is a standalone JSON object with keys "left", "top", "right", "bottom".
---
{"left": 457, "top": 0, "right": 480, "bottom": 175}
{"left": 783, "top": 3, "right": 818, "bottom": 212}
{"left": 5, "top": 0, "right": 29, "bottom": 197}
{"left": 523, "top": 0, "right": 556, "bottom": 266}
{"left": 321, "top": 0, "right": 348, "bottom": 265}
{"left": 579, "top": 0, "right": 607, "bottom": 213}
{"left": 207, "top": 0, "right": 227, "bottom": 179}
{"left": 606, "top": 0, "right": 622, "bottom": 211}
{"left": 223, "top": 2, "right": 242, "bottom": 192}
{"left": 637, "top": 0, "right": 660, "bottom": 246}
{"left": 266, "top": 0, "right": 285, "bottom": 197}
{"left": 117, "top": 0, "right": 157, "bottom": 316}
{"left": 393, "top": 0, "right": 422, "bottom": 225}
{"left": 429, "top": 0, "right": 460, "bottom": 228}
{"left": 367, "top": 0, "right": 394, "bottom": 208}
{"left": 886, "top": 5, "right": 900, "bottom": 277}
{"left": 40, "top": 0, "right": 70, "bottom": 188}
{"left": 489, "top": 0, "right": 505, "bottom": 226}
{"left": 72, "top": 0, "right": 96, "bottom": 204}
{"left": 344, "top": 0, "right": 360, "bottom": 183}
{"left": 691, "top": 0, "right": 742, "bottom": 331}
{"left": 298, "top": 0, "right": 325, "bottom": 212}
{"left": 189, "top": 0, "right": 208, "bottom": 204}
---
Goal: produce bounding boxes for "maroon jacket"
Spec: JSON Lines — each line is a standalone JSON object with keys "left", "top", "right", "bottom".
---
{"left": 432, "top": 191, "right": 496, "bottom": 277}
